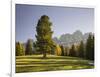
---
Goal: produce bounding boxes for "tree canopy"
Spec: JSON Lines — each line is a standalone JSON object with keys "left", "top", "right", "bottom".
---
{"left": 35, "top": 15, "right": 54, "bottom": 58}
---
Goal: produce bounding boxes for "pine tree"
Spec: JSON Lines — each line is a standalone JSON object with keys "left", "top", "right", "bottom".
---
{"left": 91, "top": 35, "right": 94, "bottom": 60}
{"left": 65, "top": 46, "right": 69, "bottom": 56}
{"left": 69, "top": 44, "right": 76, "bottom": 57}
{"left": 60, "top": 45, "right": 64, "bottom": 56}
{"left": 35, "top": 15, "right": 54, "bottom": 58}
{"left": 25, "top": 39, "right": 33, "bottom": 55}
{"left": 16, "top": 42, "right": 25, "bottom": 56}
{"left": 85, "top": 34, "right": 94, "bottom": 60}
{"left": 78, "top": 41, "right": 84, "bottom": 58}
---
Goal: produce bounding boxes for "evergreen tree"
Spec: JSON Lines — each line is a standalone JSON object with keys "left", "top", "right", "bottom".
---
{"left": 91, "top": 35, "right": 94, "bottom": 60}
{"left": 69, "top": 44, "right": 76, "bottom": 57}
{"left": 85, "top": 34, "right": 94, "bottom": 60}
{"left": 35, "top": 15, "right": 54, "bottom": 58}
{"left": 25, "top": 39, "right": 33, "bottom": 55}
{"left": 16, "top": 42, "right": 25, "bottom": 56}
{"left": 60, "top": 45, "right": 64, "bottom": 56}
{"left": 78, "top": 41, "right": 84, "bottom": 58}
{"left": 65, "top": 46, "right": 68, "bottom": 56}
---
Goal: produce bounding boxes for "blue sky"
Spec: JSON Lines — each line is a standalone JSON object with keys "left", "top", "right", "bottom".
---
{"left": 16, "top": 4, "right": 94, "bottom": 43}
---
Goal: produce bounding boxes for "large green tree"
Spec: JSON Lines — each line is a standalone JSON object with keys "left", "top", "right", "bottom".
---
{"left": 35, "top": 15, "right": 54, "bottom": 58}
{"left": 25, "top": 39, "right": 33, "bottom": 55}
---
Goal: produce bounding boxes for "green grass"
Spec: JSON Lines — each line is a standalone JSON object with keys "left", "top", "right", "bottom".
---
{"left": 16, "top": 55, "right": 94, "bottom": 73}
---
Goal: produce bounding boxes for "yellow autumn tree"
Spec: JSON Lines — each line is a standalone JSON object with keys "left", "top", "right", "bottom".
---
{"left": 55, "top": 45, "right": 62, "bottom": 56}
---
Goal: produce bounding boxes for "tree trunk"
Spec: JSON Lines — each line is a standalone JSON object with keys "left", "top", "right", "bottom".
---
{"left": 43, "top": 51, "right": 46, "bottom": 58}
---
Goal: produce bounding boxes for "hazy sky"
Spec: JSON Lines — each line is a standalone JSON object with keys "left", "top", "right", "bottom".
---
{"left": 16, "top": 4, "right": 94, "bottom": 43}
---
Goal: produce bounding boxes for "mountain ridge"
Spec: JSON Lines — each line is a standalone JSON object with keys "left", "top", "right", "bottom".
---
{"left": 53, "top": 30, "right": 93, "bottom": 46}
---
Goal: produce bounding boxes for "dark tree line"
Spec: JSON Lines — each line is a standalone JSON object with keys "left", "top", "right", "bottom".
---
{"left": 54, "top": 34, "right": 94, "bottom": 60}
{"left": 68, "top": 34, "right": 94, "bottom": 60}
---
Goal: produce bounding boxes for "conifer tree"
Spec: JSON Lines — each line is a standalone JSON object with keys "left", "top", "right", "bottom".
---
{"left": 85, "top": 34, "right": 94, "bottom": 60}
{"left": 65, "top": 46, "right": 69, "bottom": 56}
{"left": 60, "top": 45, "right": 64, "bottom": 56}
{"left": 91, "top": 35, "right": 94, "bottom": 60}
{"left": 16, "top": 42, "right": 25, "bottom": 56}
{"left": 69, "top": 44, "right": 76, "bottom": 57}
{"left": 35, "top": 15, "right": 54, "bottom": 58}
{"left": 25, "top": 39, "right": 33, "bottom": 55}
{"left": 78, "top": 41, "right": 84, "bottom": 58}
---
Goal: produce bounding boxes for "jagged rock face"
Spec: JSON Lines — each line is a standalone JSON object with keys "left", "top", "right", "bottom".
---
{"left": 53, "top": 30, "right": 93, "bottom": 46}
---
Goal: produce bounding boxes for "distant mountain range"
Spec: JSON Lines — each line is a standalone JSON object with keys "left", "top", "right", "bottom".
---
{"left": 53, "top": 30, "right": 93, "bottom": 47}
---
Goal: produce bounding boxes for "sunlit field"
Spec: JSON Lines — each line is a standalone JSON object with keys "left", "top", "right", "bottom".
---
{"left": 16, "top": 55, "right": 94, "bottom": 73}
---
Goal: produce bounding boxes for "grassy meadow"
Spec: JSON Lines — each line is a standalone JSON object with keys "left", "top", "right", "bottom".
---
{"left": 16, "top": 55, "right": 94, "bottom": 73}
